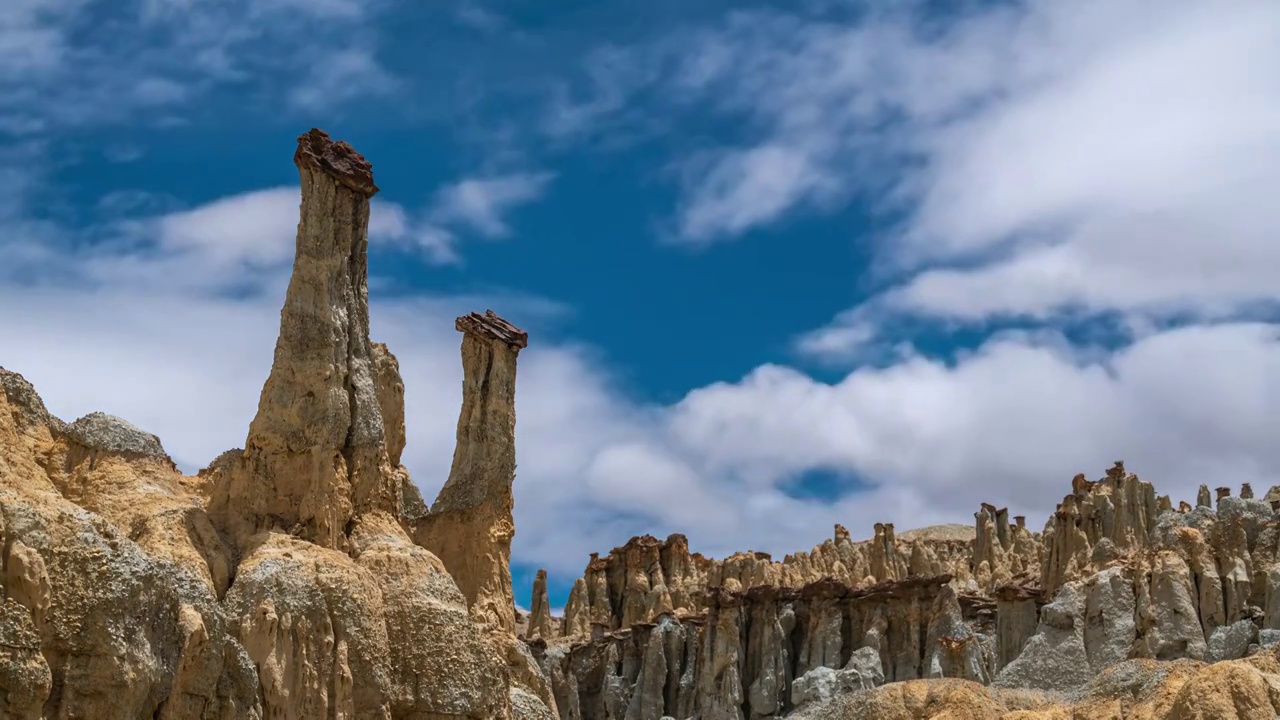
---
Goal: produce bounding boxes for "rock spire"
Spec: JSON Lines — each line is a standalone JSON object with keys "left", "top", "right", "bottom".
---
{"left": 415, "top": 309, "right": 528, "bottom": 632}
{"left": 528, "top": 569, "right": 553, "bottom": 639}
{"left": 212, "top": 128, "right": 398, "bottom": 550}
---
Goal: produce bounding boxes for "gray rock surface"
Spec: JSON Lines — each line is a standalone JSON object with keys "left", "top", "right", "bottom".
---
{"left": 66, "top": 411, "right": 169, "bottom": 458}
{"left": 993, "top": 581, "right": 1093, "bottom": 692}
{"left": 791, "top": 647, "right": 884, "bottom": 707}
{"left": 1207, "top": 619, "right": 1257, "bottom": 662}
{"left": 1259, "top": 628, "right": 1280, "bottom": 648}
{"left": 1082, "top": 566, "right": 1136, "bottom": 671}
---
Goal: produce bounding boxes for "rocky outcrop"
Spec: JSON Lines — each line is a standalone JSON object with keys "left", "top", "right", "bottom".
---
{"left": 1, "top": 367, "right": 261, "bottom": 719}
{"left": 415, "top": 310, "right": 528, "bottom": 633}
{"left": 0, "top": 129, "right": 543, "bottom": 719}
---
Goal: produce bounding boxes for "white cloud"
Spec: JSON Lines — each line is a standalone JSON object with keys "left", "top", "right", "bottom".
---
{"left": 429, "top": 173, "right": 555, "bottom": 239}
{"left": 677, "top": 144, "right": 836, "bottom": 242}
{"left": 0, "top": 173, "right": 554, "bottom": 284}
{"left": 0, "top": 186, "right": 458, "bottom": 290}
{"left": 369, "top": 199, "right": 460, "bottom": 266}
{"left": 556, "top": 0, "right": 1280, "bottom": 359}
{"left": 155, "top": 187, "right": 300, "bottom": 269}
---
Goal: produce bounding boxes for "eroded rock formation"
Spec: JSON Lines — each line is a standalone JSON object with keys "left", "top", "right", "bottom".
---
{"left": 530, "top": 569, "right": 555, "bottom": 639}
{"left": 533, "top": 462, "right": 1280, "bottom": 719}
{"left": 4, "top": 130, "right": 1280, "bottom": 720}
{"left": 415, "top": 309, "right": 528, "bottom": 633}
{"left": 0, "top": 128, "right": 553, "bottom": 720}
{"left": 556, "top": 524, "right": 977, "bottom": 640}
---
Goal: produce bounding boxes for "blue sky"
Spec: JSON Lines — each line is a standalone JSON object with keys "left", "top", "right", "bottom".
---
{"left": 3, "top": 0, "right": 1280, "bottom": 609}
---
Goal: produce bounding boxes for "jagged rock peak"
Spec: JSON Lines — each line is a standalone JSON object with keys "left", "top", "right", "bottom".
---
{"left": 0, "top": 367, "right": 63, "bottom": 429}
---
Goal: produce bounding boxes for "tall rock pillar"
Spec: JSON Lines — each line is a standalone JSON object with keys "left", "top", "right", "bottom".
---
{"left": 213, "top": 128, "right": 397, "bottom": 550}
{"left": 415, "top": 310, "right": 528, "bottom": 632}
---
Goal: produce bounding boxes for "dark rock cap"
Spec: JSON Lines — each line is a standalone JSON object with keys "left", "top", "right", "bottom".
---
{"left": 293, "top": 128, "right": 379, "bottom": 196}
{"left": 456, "top": 310, "right": 529, "bottom": 349}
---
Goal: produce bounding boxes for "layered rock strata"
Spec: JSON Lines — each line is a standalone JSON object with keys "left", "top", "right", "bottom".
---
{"left": 0, "top": 129, "right": 554, "bottom": 719}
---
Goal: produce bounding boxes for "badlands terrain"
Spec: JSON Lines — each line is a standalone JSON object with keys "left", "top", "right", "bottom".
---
{"left": 3, "top": 130, "right": 1280, "bottom": 719}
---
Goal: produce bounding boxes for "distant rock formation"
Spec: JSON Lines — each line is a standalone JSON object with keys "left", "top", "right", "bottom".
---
{"left": 532, "top": 461, "right": 1280, "bottom": 719}
{"left": 530, "top": 569, "right": 554, "bottom": 639}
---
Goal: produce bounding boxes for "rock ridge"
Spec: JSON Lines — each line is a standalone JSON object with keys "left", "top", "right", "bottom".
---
{"left": 532, "top": 461, "right": 1280, "bottom": 719}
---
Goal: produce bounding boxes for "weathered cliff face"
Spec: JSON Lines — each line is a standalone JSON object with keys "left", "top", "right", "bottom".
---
{"left": 414, "top": 310, "right": 527, "bottom": 634}
{"left": 0, "top": 128, "right": 554, "bottom": 720}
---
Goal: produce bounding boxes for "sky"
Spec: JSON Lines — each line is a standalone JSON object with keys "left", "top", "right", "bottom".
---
{"left": 2, "top": 0, "right": 1279, "bottom": 610}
